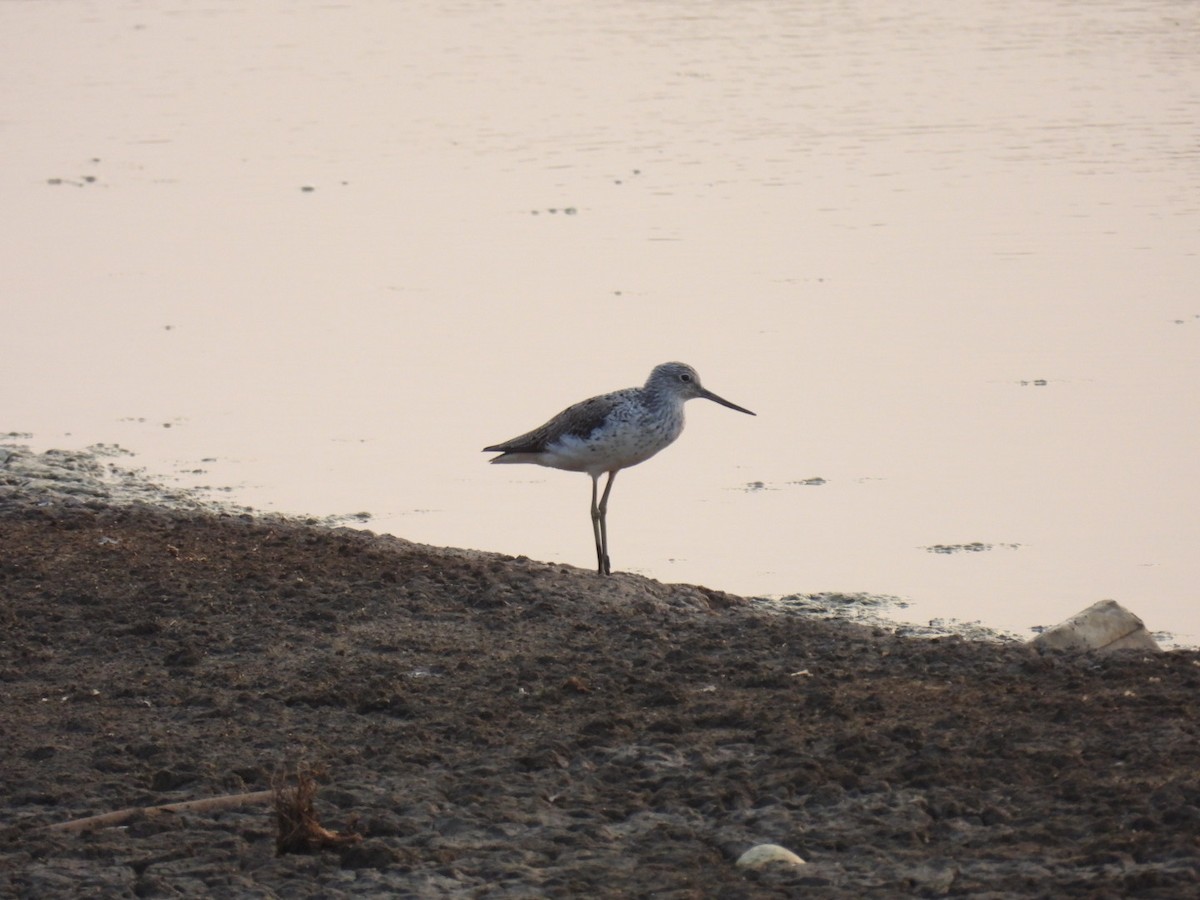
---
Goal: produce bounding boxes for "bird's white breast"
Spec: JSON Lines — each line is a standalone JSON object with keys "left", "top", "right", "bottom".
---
{"left": 544, "top": 404, "right": 684, "bottom": 475}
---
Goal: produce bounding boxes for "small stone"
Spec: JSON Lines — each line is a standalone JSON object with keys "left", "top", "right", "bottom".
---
{"left": 736, "top": 843, "right": 806, "bottom": 869}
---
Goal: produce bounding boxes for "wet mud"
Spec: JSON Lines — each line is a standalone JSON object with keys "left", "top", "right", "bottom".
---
{"left": 2, "top": 453, "right": 1199, "bottom": 897}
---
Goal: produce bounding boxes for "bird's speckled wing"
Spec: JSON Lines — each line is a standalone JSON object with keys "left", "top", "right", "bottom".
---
{"left": 483, "top": 390, "right": 631, "bottom": 455}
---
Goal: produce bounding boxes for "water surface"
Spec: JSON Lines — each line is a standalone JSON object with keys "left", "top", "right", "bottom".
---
{"left": 2, "top": 0, "right": 1197, "bottom": 642}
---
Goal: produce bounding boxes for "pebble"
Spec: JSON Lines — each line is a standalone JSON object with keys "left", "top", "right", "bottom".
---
{"left": 735, "top": 843, "right": 806, "bottom": 869}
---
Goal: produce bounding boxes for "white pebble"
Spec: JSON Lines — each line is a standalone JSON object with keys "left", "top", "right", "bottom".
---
{"left": 736, "top": 843, "right": 806, "bottom": 869}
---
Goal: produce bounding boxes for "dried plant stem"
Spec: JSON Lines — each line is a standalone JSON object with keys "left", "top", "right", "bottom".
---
{"left": 44, "top": 790, "right": 275, "bottom": 833}
{"left": 272, "top": 768, "right": 360, "bottom": 854}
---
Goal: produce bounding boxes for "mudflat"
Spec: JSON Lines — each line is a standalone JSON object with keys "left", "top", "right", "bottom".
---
{"left": 2, "top": 451, "right": 1198, "bottom": 897}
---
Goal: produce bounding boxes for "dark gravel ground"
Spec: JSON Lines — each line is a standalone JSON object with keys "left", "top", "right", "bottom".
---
{"left": 2, "top": 450, "right": 1199, "bottom": 897}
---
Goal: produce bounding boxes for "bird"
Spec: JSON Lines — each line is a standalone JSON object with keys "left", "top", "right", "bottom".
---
{"left": 483, "top": 361, "right": 755, "bottom": 575}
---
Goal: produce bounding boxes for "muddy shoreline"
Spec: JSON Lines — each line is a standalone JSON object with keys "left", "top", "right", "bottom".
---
{"left": 2, "top": 446, "right": 1198, "bottom": 896}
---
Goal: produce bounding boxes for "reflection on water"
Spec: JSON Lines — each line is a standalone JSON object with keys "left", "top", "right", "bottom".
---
{"left": 2, "top": 1, "right": 1198, "bottom": 643}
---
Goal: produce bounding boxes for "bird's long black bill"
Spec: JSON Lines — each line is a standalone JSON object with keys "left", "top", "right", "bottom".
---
{"left": 700, "top": 388, "right": 756, "bottom": 416}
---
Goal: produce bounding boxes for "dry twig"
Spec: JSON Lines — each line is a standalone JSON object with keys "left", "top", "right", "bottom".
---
{"left": 272, "top": 768, "right": 360, "bottom": 854}
{"left": 44, "top": 790, "right": 275, "bottom": 833}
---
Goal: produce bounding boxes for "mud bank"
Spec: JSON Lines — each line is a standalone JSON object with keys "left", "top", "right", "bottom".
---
{"left": 2, "top": 447, "right": 1198, "bottom": 897}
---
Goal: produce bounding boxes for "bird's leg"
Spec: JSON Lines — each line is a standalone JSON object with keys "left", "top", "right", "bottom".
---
{"left": 589, "top": 475, "right": 606, "bottom": 575}
{"left": 597, "top": 470, "right": 617, "bottom": 575}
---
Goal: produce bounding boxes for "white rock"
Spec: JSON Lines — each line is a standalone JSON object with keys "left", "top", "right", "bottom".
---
{"left": 1031, "top": 599, "right": 1160, "bottom": 653}
{"left": 735, "top": 843, "right": 806, "bottom": 869}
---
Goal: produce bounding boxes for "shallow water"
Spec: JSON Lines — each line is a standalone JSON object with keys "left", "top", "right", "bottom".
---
{"left": 2, "top": 0, "right": 1198, "bottom": 643}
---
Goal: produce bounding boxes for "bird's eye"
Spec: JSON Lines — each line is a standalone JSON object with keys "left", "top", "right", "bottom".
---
{"left": 679, "top": 372, "right": 692, "bottom": 383}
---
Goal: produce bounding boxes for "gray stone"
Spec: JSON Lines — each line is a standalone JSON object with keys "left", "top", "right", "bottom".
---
{"left": 1031, "top": 600, "right": 1160, "bottom": 653}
